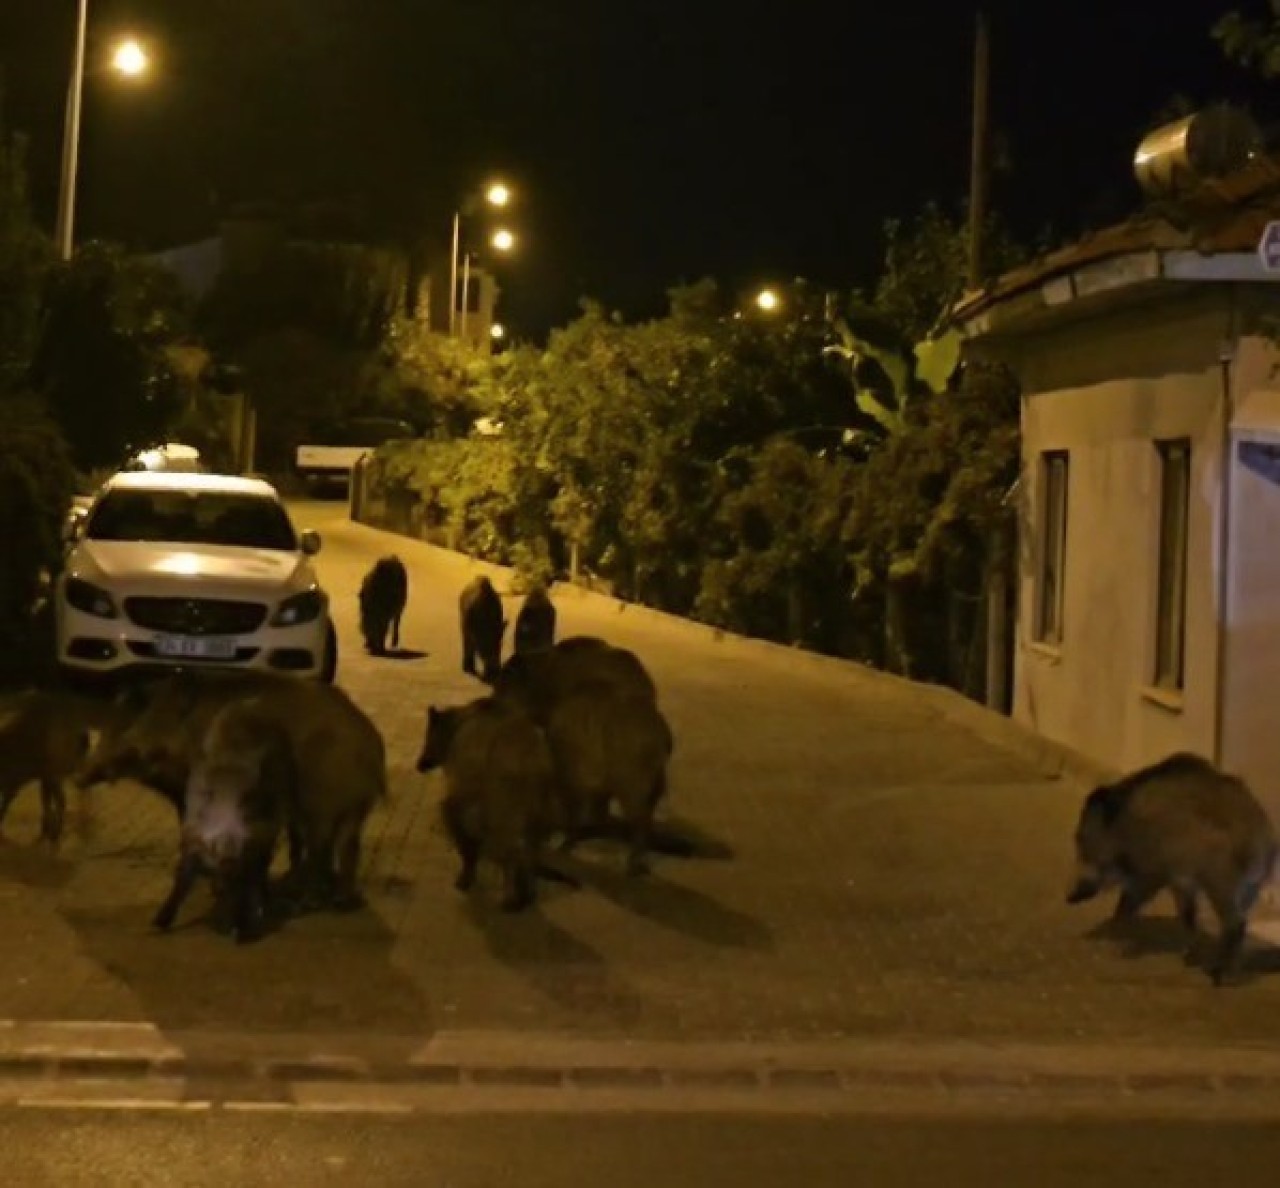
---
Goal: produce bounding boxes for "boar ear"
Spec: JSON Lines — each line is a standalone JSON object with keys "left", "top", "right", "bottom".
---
{"left": 1085, "top": 782, "right": 1128, "bottom": 825}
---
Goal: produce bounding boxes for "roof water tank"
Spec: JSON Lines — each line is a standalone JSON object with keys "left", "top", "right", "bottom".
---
{"left": 1134, "top": 106, "right": 1262, "bottom": 198}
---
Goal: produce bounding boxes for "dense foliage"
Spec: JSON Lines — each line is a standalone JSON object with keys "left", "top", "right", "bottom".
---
{"left": 361, "top": 208, "right": 1024, "bottom": 700}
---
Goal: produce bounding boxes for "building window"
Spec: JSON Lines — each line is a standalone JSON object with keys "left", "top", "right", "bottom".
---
{"left": 1153, "top": 439, "right": 1191, "bottom": 691}
{"left": 1036, "top": 451, "right": 1069, "bottom": 645}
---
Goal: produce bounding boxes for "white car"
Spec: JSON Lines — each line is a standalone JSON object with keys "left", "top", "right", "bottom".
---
{"left": 57, "top": 471, "right": 337, "bottom": 685}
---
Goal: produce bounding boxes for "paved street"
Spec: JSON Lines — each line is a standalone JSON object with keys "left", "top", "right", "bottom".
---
{"left": 1, "top": 499, "right": 1279, "bottom": 1067}
{"left": 4, "top": 1108, "right": 1280, "bottom": 1188}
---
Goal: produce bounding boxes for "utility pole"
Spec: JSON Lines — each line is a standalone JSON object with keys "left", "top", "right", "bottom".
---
{"left": 968, "top": 9, "right": 1009, "bottom": 713}
{"left": 967, "top": 8, "right": 990, "bottom": 290}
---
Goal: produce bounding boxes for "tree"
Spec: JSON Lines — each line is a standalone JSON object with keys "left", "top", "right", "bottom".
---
{"left": 0, "top": 107, "right": 50, "bottom": 394}
{"left": 1215, "top": 2, "right": 1280, "bottom": 74}
{"left": 868, "top": 203, "right": 1024, "bottom": 344}
{"left": 0, "top": 398, "right": 75, "bottom": 688}
{"left": 199, "top": 239, "right": 409, "bottom": 466}
{"left": 31, "top": 243, "right": 188, "bottom": 471}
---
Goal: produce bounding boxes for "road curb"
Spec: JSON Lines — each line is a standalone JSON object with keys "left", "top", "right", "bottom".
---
{"left": 4, "top": 1022, "right": 1280, "bottom": 1105}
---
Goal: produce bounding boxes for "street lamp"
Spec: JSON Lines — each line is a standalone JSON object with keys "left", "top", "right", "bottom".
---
{"left": 459, "top": 226, "right": 518, "bottom": 341}
{"left": 755, "top": 287, "right": 781, "bottom": 313}
{"left": 56, "top": 3, "right": 151, "bottom": 261}
{"left": 490, "top": 323, "right": 506, "bottom": 341}
{"left": 111, "top": 38, "right": 148, "bottom": 77}
{"left": 450, "top": 179, "right": 512, "bottom": 336}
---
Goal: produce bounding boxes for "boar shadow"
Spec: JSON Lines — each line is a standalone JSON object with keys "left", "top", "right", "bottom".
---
{"left": 1085, "top": 906, "right": 1280, "bottom": 983}
{"left": 61, "top": 894, "right": 433, "bottom": 1053}
{"left": 462, "top": 895, "right": 645, "bottom": 1027}
{"left": 0, "top": 840, "right": 76, "bottom": 891}
{"left": 572, "top": 813, "right": 736, "bottom": 862}
{"left": 571, "top": 864, "right": 773, "bottom": 952}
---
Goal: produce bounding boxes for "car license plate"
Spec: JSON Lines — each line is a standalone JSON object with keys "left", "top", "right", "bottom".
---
{"left": 154, "top": 635, "right": 238, "bottom": 660}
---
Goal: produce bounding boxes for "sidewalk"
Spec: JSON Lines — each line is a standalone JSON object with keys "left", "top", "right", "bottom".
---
{"left": 0, "top": 504, "right": 1276, "bottom": 1084}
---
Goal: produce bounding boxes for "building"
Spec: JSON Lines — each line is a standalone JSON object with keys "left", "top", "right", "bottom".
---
{"left": 955, "top": 147, "right": 1280, "bottom": 822}
{"left": 152, "top": 213, "right": 501, "bottom": 351}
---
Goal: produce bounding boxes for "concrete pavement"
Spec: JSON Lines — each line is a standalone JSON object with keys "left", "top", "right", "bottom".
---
{"left": 0, "top": 500, "right": 1278, "bottom": 1098}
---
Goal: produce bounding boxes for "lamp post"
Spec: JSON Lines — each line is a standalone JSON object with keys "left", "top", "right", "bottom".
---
{"left": 450, "top": 180, "right": 512, "bottom": 337}
{"left": 55, "top": 3, "right": 150, "bottom": 261}
{"left": 458, "top": 227, "right": 515, "bottom": 340}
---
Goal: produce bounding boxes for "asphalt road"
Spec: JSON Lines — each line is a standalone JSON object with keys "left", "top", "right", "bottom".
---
{"left": 4, "top": 1109, "right": 1280, "bottom": 1188}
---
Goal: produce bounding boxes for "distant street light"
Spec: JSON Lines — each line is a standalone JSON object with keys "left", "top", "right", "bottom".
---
{"left": 490, "top": 323, "right": 506, "bottom": 340}
{"left": 56, "top": 1, "right": 152, "bottom": 260}
{"left": 491, "top": 228, "right": 516, "bottom": 253}
{"left": 111, "top": 38, "right": 148, "bottom": 77}
{"left": 450, "top": 179, "right": 513, "bottom": 337}
{"left": 755, "top": 288, "right": 781, "bottom": 313}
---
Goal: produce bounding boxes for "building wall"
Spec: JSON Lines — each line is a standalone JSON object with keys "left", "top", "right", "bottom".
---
{"left": 1011, "top": 292, "right": 1232, "bottom": 777}
{"left": 1220, "top": 329, "right": 1280, "bottom": 820}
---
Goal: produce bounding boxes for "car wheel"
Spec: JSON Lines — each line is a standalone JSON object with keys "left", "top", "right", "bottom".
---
{"left": 320, "top": 621, "right": 338, "bottom": 684}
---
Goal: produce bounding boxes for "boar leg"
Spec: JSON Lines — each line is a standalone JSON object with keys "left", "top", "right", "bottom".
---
{"left": 153, "top": 851, "right": 203, "bottom": 931}
{"left": 330, "top": 814, "right": 367, "bottom": 911}
{"left": 1110, "top": 877, "right": 1161, "bottom": 922}
{"left": 1204, "top": 883, "right": 1251, "bottom": 986}
{"left": 232, "top": 850, "right": 273, "bottom": 943}
{"left": 0, "top": 779, "right": 22, "bottom": 836}
{"left": 442, "top": 798, "right": 479, "bottom": 891}
{"left": 37, "top": 776, "right": 66, "bottom": 847}
{"left": 500, "top": 854, "right": 536, "bottom": 912}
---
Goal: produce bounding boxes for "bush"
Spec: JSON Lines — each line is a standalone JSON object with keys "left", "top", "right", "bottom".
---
{"left": 0, "top": 397, "right": 75, "bottom": 688}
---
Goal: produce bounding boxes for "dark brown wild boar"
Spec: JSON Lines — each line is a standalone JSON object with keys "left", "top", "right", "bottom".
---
{"left": 493, "top": 635, "right": 657, "bottom": 723}
{"left": 153, "top": 698, "right": 296, "bottom": 943}
{"left": 0, "top": 689, "right": 111, "bottom": 845}
{"left": 459, "top": 576, "right": 506, "bottom": 682}
{"left": 81, "top": 670, "right": 386, "bottom": 910}
{"left": 359, "top": 555, "right": 408, "bottom": 655}
{"left": 544, "top": 681, "right": 673, "bottom": 875}
{"left": 513, "top": 586, "right": 556, "bottom": 655}
{"left": 1067, "top": 752, "right": 1278, "bottom": 985}
{"left": 417, "top": 697, "right": 572, "bottom": 911}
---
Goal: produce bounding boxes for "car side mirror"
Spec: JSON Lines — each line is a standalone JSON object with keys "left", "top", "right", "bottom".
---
{"left": 299, "top": 529, "right": 322, "bottom": 556}
{"left": 63, "top": 508, "right": 87, "bottom": 546}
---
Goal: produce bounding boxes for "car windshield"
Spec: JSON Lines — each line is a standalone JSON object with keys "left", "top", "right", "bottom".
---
{"left": 86, "top": 489, "right": 298, "bottom": 551}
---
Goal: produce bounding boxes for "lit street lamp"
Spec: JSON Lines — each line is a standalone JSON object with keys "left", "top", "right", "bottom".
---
{"left": 755, "top": 287, "right": 781, "bottom": 313}
{"left": 450, "top": 179, "right": 513, "bottom": 337}
{"left": 490, "top": 323, "right": 506, "bottom": 341}
{"left": 56, "top": 2, "right": 150, "bottom": 261}
{"left": 111, "top": 38, "right": 148, "bottom": 77}
{"left": 459, "top": 224, "right": 519, "bottom": 341}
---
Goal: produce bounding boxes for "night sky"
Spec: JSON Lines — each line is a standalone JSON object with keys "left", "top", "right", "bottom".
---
{"left": 0, "top": 0, "right": 1270, "bottom": 337}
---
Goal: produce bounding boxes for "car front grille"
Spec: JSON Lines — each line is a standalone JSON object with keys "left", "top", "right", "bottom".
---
{"left": 124, "top": 597, "right": 268, "bottom": 636}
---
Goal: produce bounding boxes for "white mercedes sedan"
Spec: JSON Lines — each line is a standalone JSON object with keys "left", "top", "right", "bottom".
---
{"left": 57, "top": 471, "right": 337, "bottom": 685}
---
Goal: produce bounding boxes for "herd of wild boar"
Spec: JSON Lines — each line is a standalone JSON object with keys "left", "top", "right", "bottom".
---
{"left": 0, "top": 549, "right": 1277, "bottom": 984}
{"left": 0, "top": 554, "right": 677, "bottom": 943}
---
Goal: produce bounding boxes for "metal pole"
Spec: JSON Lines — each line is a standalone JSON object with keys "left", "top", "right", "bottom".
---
{"left": 56, "top": 0, "right": 89, "bottom": 261}
{"left": 448, "top": 210, "right": 460, "bottom": 336}
{"left": 460, "top": 252, "right": 471, "bottom": 341}
{"left": 966, "top": 8, "right": 990, "bottom": 291}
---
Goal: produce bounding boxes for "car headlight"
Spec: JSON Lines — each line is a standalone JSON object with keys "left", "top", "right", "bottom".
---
{"left": 64, "top": 576, "right": 118, "bottom": 619}
{"left": 272, "top": 588, "right": 325, "bottom": 627}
